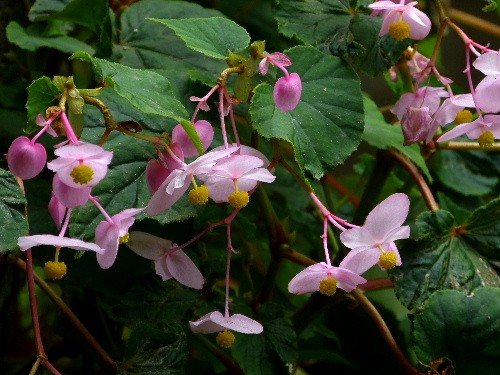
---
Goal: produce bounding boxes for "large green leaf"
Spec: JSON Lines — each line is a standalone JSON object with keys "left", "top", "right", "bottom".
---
{"left": 413, "top": 288, "right": 500, "bottom": 374}
{"left": 250, "top": 45, "right": 363, "bottom": 180}
{"left": 6, "top": 21, "right": 94, "bottom": 55}
{"left": 150, "top": 17, "right": 250, "bottom": 60}
{"left": 0, "top": 170, "right": 28, "bottom": 253}
{"left": 25, "top": 77, "right": 60, "bottom": 133}
{"left": 362, "top": 96, "right": 431, "bottom": 181}
{"left": 392, "top": 209, "right": 500, "bottom": 310}
{"left": 71, "top": 51, "right": 189, "bottom": 123}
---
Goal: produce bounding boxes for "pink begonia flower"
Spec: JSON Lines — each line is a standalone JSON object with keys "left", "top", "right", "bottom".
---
{"left": 437, "top": 114, "right": 500, "bottom": 143}
{"left": 288, "top": 262, "right": 366, "bottom": 294}
{"left": 273, "top": 73, "right": 302, "bottom": 112}
{"left": 202, "top": 154, "right": 276, "bottom": 203}
{"left": 189, "top": 311, "right": 263, "bottom": 334}
{"left": 369, "top": 1, "right": 431, "bottom": 40}
{"left": 52, "top": 174, "right": 91, "bottom": 208}
{"left": 47, "top": 142, "right": 113, "bottom": 188}
{"left": 475, "top": 75, "right": 500, "bottom": 113}
{"left": 94, "top": 208, "right": 144, "bottom": 269}
{"left": 339, "top": 193, "right": 410, "bottom": 275}
{"left": 48, "top": 193, "right": 66, "bottom": 231}
{"left": 473, "top": 50, "right": 500, "bottom": 75}
{"left": 172, "top": 120, "right": 214, "bottom": 158}
{"left": 7, "top": 136, "right": 47, "bottom": 180}
{"left": 259, "top": 52, "right": 292, "bottom": 76}
{"left": 126, "top": 231, "right": 204, "bottom": 289}
{"left": 392, "top": 86, "right": 448, "bottom": 121}
{"left": 389, "top": 50, "right": 430, "bottom": 81}
{"left": 146, "top": 143, "right": 184, "bottom": 195}
{"left": 18, "top": 234, "right": 103, "bottom": 253}
{"left": 147, "top": 147, "right": 239, "bottom": 216}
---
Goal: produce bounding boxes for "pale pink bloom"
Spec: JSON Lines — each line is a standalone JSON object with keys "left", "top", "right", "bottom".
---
{"left": 369, "top": 1, "right": 431, "bottom": 40}
{"left": 126, "top": 231, "right": 204, "bottom": 289}
{"left": 389, "top": 50, "right": 431, "bottom": 82}
{"left": 18, "top": 234, "right": 103, "bottom": 253}
{"left": 189, "top": 311, "right": 263, "bottom": 334}
{"left": 47, "top": 143, "right": 113, "bottom": 188}
{"left": 473, "top": 50, "right": 500, "bottom": 75}
{"left": 274, "top": 73, "right": 302, "bottom": 112}
{"left": 437, "top": 114, "right": 500, "bottom": 143}
{"left": 52, "top": 175, "right": 91, "bottom": 208}
{"left": 339, "top": 193, "right": 410, "bottom": 275}
{"left": 146, "top": 143, "right": 184, "bottom": 195}
{"left": 95, "top": 208, "right": 144, "bottom": 269}
{"left": 172, "top": 120, "right": 214, "bottom": 157}
{"left": 36, "top": 114, "right": 58, "bottom": 137}
{"left": 259, "top": 52, "right": 292, "bottom": 76}
{"left": 202, "top": 154, "right": 275, "bottom": 203}
{"left": 288, "top": 262, "right": 366, "bottom": 294}
{"left": 7, "top": 136, "right": 47, "bottom": 180}
{"left": 392, "top": 86, "right": 448, "bottom": 120}
{"left": 401, "top": 107, "right": 433, "bottom": 145}
{"left": 48, "top": 193, "right": 66, "bottom": 230}
{"left": 147, "top": 147, "right": 239, "bottom": 216}
{"left": 475, "top": 75, "right": 500, "bottom": 113}
{"left": 189, "top": 95, "right": 210, "bottom": 111}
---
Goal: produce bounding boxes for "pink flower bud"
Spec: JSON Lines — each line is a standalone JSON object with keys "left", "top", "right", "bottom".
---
{"left": 172, "top": 120, "right": 214, "bottom": 157}
{"left": 7, "top": 136, "right": 47, "bottom": 180}
{"left": 273, "top": 73, "right": 302, "bottom": 112}
{"left": 146, "top": 143, "right": 185, "bottom": 195}
{"left": 48, "top": 193, "right": 66, "bottom": 230}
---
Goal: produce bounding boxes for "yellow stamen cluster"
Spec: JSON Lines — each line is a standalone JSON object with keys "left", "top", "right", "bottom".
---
{"left": 188, "top": 185, "right": 209, "bottom": 206}
{"left": 478, "top": 131, "right": 495, "bottom": 148}
{"left": 216, "top": 330, "right": 235, "bottom": 348}
{"left": 454, "top": 109, "right": 473, "bottom": 124}
{"left": 70, "top": 165, "right": 94, "bottom": 185}
{"left": 319, "top": 277, "right": 337, "bottom": 296}
{"left": 228, "top": 191, "right": 249, "bottom": 209}
{"left": 119, "top": 233, "right": 130, "bottom": 244}
{"left": 44, "top": 261, "right": 67, "bottom": 279}
{"left": 389, "top": 21, "right": 411, "bottom": 41}
{"left": 379, "top": 252, "right": 398, "bottom": 270}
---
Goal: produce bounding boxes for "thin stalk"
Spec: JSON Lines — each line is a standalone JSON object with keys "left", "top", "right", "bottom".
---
{"left": 449, "top": 8, "right": 500, "bottom": 38}
{"left": 438, "top": 141, "right": 500, "bottom": 151}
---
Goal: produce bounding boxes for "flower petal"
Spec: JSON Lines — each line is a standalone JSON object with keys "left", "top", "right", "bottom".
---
{"left": 127, "top": 231, "right": 172, "bottom": 260}
{"left": 166, "top": 249, "right": 204, "bottom": 289}
{"left": 18, "top": 234, "right": 103, "bottom": 253}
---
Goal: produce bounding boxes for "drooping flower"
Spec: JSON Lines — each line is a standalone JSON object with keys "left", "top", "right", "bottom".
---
{"left": 47, "top": 142, "right": 113, "bottom": 188}
{"left": 273, "top": 73, "right": 302, "bottom": 112}
{"left": 172, "top": 120, "right": 215, "bottom": 157}
{"left": 339, "top": 193, "right": 410, "bottom": 275}
{"left": 94, "top": 208, "right": 144, "bottom": 269}
{"left": 7, "top": 136, "right": 47, "bottom": 180}
{"left": 288, "top": 262, "right": 366, "bottom": 295}
{"left": 437, "top": 114, "right": 500, "bottom": 146}
{"left": 369, "top": 1, "right": 431, "bottom": 41}
{"left": 126, "top": 231, "right": 204, "bottom": 289}
{"left": 189, "top": 311, "right": 263, "bottom": 335}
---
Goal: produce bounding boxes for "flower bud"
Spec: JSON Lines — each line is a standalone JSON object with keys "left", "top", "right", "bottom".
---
{"left": 401, "top": 107, "right": 432, "bottom": 145}
{"left": 172, "top": 120, "right": 214, "bottom": 157}
{"left": 273, "top": 72, "right": 302, "bottom": 112}
{"left": 7, "top": 136, "right": 47, "bottom": 180}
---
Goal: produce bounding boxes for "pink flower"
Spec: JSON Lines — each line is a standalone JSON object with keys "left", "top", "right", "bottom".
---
{"left": 392, "top": 86, "right": 448, "bottom": 121}
{"left": 7, "top": 136, "right": 47, "bottom": 180}
{"left": 146, "top": 144, "right": 185, "bottom": 195}
{"left": 94, "top": 208, "right": 144, "bottom": 269}
{"left": 172, "top": 120, "right": 214, "bottom": 157}
{"left": 189, "top": 311, "right": 263, "bottom": 334}
{"left": 437, "top": 114, "right": 500, "bottom": 143}
{"left": 473, "top": 50, "right": 500, "bottom": 75}
{"left": 202, "top": 154, "right": 275, "bottom": 203}
{"left": 273, "top": 73, "right": 302, "bottom": 112}
{"left": 47, "top": 143, "right": 113, "bottom": 188}
{"left": 146, "top": 147, "right": 239, "bottom": 216}
{"left": 18, "top": 234, "right": 103, "bottom": 253}
{"left": 401, "top": 106, "right": 433, "bottom": 145}
{"left": 475, "top": 75, "right": 500, "bottom": 113}
{"left": 288, "top": 262, "right": 366, "bottom": 295}
{"left": 126, "top": 231, "right": 204, "bottom": 289}
{"left": 369, "top": 1, "right": 431, "bottom": 40}
{"left": 339, "top": 193, "right": 410, "bottom": 274}
{"left": 259, "top": 52, "right": 292, "bottom": 76}
{"left": 35, "top": 113, "right": 58, "bottom": 137}
{"left": 52, "top": 175, "right": 91, "bottom": 208}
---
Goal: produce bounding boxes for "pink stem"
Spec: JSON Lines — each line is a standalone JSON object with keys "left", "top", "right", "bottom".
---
{"left": 224, "top": 224, "right": 233, "bottom": 318}
{"left": 322, "top": 218, "right": 332, "bottom": 266}
{"left": 58, "top": 207, "right": 73, "bottom": 237}
{"left": 89, "top": 196, "right": 114, "bottom": 223}
{"left": 60, "top": 112, "right": 80, "bottom": 144}
{"left": 223, "top": 88, "right": 240, "bottom": 146}
{"left": 218, "top": 88, "right": 229, "bottom": 149}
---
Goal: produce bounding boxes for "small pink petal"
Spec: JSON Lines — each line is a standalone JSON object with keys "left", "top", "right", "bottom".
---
{"left": 48, "top": 193, "right": 66, "bottom": 230}
{"left": 210, "top": 311, "right": 263, "bottom": 334}
{"left": 166, "top": 249, "right": 204, "bottom": 289}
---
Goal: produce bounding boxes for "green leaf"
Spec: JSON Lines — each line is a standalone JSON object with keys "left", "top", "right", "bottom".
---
{"left": 6, "top": 21, "right": 94, "bottom": 55}
{"left": 150, "top": 17, "right": 250, "bottom": 60}
{"left": 250, "top": 45, "right": 364, "bottom": 180}
{"left": 362, "top": 96, "right": 432, "bottom": 181}
{"left": 28, "top": 0, "right": 69, "bottom": 21}
{"left": 413, "top": 288, "right": 500, "bottom": 374}
{"left": 71, "top": 51, "right": 189, "bottom": 123}
{"left": 25, "top": 77, "right": 60, "bottom": 133}
{"left": 231, "top": 334, "right": 282, "bottom": 375}
{"left": 392, "top": 210, "right": 500, "bottom": 310}
{"left": 0, "top": 170, "right": 28, "bottom": 253}
{"left": 180, "top": 120, "right": 203, "bottom": 156}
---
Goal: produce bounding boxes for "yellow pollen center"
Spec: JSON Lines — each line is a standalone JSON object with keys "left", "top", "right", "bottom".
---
{"left": 70, "top": 164, "right": 94, "bottom": 185}
{"left": 389, "top": 20, "right": 411, "bottom": 41}
{"left": 454, "top": 109, "right": 473, "bottom": 124}
{"left": 478, "top": 131, "right": 495, "bottom": 148}
{"left": 319, "top": 277, "right": 337, "bottom": 296}
{"left": 188, "top": 185, "right": 209, "bottom": 206}
{"left": 44, "top": 261, "right": 67, "bottom": 279}
{"left": 119, "top": 233, "right": 130, "bottom": 244}
{"left": 379, "top": 252, "right": 398, "bottom": 270}
{"left": 228, "top": 191, "right": 249, "bottom": 209}
{"left": 216, "top": 330, "right": 235, "bottom": 348}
